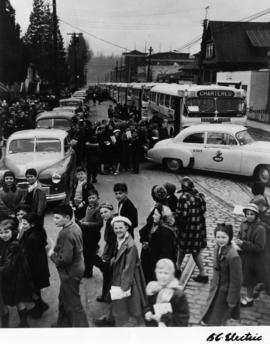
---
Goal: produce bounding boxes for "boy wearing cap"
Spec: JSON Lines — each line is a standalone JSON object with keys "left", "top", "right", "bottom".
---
{"left": 113, "top": 183, "right": 138, "bottom": 238}
{"left": 49, "top": 204, "right": 88, "bottom": 327}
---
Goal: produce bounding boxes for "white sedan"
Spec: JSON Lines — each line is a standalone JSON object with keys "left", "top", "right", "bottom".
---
{"left": 147, "top": 124, "right": 270, "bottom": 184}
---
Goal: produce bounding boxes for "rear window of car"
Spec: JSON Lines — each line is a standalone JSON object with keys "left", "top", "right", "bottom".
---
{"left": 8, "top": 138, "right": 61, "bottom": 153}
{"left": 37, "top": 119, "right": 53, "bottom": 129}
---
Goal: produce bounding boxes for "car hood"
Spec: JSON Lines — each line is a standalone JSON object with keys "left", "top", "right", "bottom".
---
{"left": 242, "top": 141, "right": 270, "bottom": 153}
{"left": 5, "top": 153, "right": 62, "bottom": 178}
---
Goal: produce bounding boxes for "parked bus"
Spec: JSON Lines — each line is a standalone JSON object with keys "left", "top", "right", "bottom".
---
{"left": 149, "top": 83, "right": 247, "bottom": 131}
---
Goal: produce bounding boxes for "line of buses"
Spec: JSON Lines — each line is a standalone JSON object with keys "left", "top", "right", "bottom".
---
{"left": 98, "top": 82, "right": 247, "bottom": 132}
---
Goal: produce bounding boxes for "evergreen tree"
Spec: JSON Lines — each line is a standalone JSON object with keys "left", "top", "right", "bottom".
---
{"left": 67, "top": 33, "right": 92, "bottom": 89}
{"left": 23, "top": 0, "right": 67, "bottom": 89}
{"left": 0, "top": 0, "right": 23, "bottom": 83}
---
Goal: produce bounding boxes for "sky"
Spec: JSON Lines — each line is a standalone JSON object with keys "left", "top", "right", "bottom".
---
{"left": 10, "top": 0, "right": 270, "bottom": 56}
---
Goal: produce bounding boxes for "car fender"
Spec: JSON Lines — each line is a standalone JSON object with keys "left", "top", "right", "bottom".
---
{"left": 148, "top": 146, "right": 193, "bottom": 168}
{"left": 241, "top": 151, "right": 270, "bottom": 176}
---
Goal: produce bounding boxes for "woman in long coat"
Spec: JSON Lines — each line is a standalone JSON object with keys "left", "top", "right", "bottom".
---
{"left": 201, "top": 224, "right": 242, "bottom": 326}
{"left": 141, "top": 203, "right": 178, "bottom": 283}
{"left": 110, "top": 216, "right": 147, "bottom": 327}
{"left": 235, "top": 203, "right": 270, "bottom": 306}
{"left": 0, "top": 171, "right": 24, "bottom": 221}
{"left": 20, "top": 213, "right": 50, "bottom": 318}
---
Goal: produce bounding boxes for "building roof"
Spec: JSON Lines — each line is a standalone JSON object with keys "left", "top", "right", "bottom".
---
{"left": 246, "top": 29, "right": 270, "bottom": 47}
{"left": 122, "top": 50, "right": 147, "bottom": 56}
{"left": 149, "top": 52, "right": 190, "bottom": 60}
{"left": 205, "top": 21, "right": 270, "bottom": 64}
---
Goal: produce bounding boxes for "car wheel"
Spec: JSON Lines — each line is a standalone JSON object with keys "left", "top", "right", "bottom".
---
{"left": 164, "top": 158, "right": 183, "bottom": 173}
{"left": 257, "top": 165, "right": 270, "bottom": 185}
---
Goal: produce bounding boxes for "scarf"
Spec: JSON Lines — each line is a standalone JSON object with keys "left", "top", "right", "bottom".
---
{"left": 146, "top": 278, "right": 182, "bottom": 303}
{"left": 28, "top": 181, "right": 38, "bottom": 193}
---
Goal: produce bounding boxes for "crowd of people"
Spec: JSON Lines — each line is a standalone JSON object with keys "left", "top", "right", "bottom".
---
{"left": 0, "top": 159, "right": 270, "bottom": 327}
{"left": 0, "top": 95, "right": 270, "bottom": 328}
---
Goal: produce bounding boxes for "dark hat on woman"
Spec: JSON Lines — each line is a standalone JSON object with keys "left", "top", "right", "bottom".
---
{"left": 151, "top": 185, "right": 168, "bottom": 203}
{"left": 163, "top": 182, "right": 176, "bottom": 196}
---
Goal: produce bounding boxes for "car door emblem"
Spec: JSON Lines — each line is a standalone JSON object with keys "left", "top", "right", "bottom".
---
{"left": 213, "top": 150, "right": 223, "bottom": 162}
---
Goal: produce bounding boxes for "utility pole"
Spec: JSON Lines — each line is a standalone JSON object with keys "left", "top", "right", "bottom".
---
{"left": 147, "top": 46, "right": 153, "bottom": 82}
{"left": 115, "top": 60, "right": 118, "bottom": 82}
{"left": 52, "top": 0, "right": 59, "bottom": 101}
{"left": 67, "top": 32, "right": 80, "bottom": 90}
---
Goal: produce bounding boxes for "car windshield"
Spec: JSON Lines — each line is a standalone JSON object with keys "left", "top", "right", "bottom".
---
{"left": 37, "top": 119, "right": 53, "bottom": 129}
{"left": 235, "top": 130, "right": 254, "bottom": 145}
{"left": 8, "top": 138, "right": 61, "bottom": 153}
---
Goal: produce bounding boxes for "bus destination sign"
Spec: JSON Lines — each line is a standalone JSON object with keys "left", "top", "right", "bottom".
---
{"left": 197, "top": 90, "right": 234, "bottom": 97}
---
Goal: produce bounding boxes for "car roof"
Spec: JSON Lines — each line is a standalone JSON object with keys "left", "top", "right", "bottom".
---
{"left": 8, "top": 129, "right": 68, "bottom": 140}
{"left": 180, "top": 124, "right": 247, "bottom": 135}
{"left": 36, "top": 111, "right": 76, "bottom": 120}
{"left": 53, "top": 106, "right": 76, "bottom": 111}
{"left": 60, "top": 97, "right": 83, "bottom": 102}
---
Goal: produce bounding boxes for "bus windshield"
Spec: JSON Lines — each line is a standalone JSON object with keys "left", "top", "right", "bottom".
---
{"left": 217, "top": 98, "right": 245, "bottom": 116}
{"left": 186, "top": 97, "right": 245, "bottom": 117}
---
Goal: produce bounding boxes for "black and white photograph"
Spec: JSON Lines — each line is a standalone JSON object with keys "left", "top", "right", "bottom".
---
{"left": 0, "top": 0, "right": 270, "bottom": 343}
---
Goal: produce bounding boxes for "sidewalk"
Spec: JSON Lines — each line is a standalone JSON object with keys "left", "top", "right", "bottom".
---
{"left": 247, "top": 119, "right": 270, "bottom": 137}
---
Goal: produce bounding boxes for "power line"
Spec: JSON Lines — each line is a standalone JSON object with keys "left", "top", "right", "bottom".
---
{"left": 60, "top": 19, "right": 129, "bottom": 51}
{"left": 175, "top": 7, "right": 270, "bottom": 52}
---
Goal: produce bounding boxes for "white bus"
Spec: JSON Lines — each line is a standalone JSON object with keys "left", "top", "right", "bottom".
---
{"left": 149, "top": 83, "right": 247, "bottom": 130}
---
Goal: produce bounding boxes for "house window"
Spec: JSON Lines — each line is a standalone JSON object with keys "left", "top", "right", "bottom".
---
{"left": 206, "top": 42, "right": 214, "bottom": 59}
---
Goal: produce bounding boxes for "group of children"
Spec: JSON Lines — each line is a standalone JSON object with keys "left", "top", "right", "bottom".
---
{"left": 1, "top": 162, "right": 270, "bottom": 327}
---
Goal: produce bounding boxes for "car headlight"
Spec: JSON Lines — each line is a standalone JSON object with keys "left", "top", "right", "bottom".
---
{"left": 51, "top": 173, "right": 61, "bottom": 184}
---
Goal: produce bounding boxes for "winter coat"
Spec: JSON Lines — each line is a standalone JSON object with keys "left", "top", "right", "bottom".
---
{"left": 110, "top": 234, "right": 147, "bottom": 322}
{"left": 24, "top": 182, "right": 47, "bottom": 218}
{"left": 118, "top": 197, "right": 138, "bottom": 236}
{"left": 146, "top": 286, "right": 189, "bottom": 327}
{"left": 102, "top": 217, "right": 117, "bottom": 262}
{"left": 238, "top": 218, "right": 270, "bottom": 290}
{"left": 20, "top": 227, "right": 50, "bottom": 290}
{"left": 176, "top": 188, "right": 207, "bottom": 254}
{"left": 201, "top": 244, "right": 242, "bottom": 326}
{"left": 50, "top": 222, "right": 85, "bottom": 280}
{"left": 0, "top": 237, "right": 33, "bottom": 306}
{"left": 141, "top": 221, "right": 178, "bottom": 283}
{"left": 80, "top": 205, "right": 103, "bottom": 247}
{"left": 0, "top": 188, "right": 24, "bottom": 221}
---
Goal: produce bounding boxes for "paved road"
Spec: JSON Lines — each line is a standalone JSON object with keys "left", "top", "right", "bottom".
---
{"left": 7, "top": 101, "right": 270, "bottom": 327}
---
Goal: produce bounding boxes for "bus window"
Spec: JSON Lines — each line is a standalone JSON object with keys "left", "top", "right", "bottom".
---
{"left": 157, "top": 94, "right": 160, "bottom": 105}
{"left": 171, "top": 96, "right": 177, "bottom": 109}
{"left": 165, "top": 95, "right": 170, "bottom": 107}
{"left": 160, "top": 94, "right": 165, "bottom": 106}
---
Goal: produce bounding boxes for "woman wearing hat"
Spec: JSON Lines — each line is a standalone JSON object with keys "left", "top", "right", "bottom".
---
{"left": 0, "top": 171, "right": 24, "bottom": 221}
{"left": 109, "top": 216, "right": 147, "bottom": 326}
{"left": 235, "top": 203, "right": 270, "bottom": 306}
{"left": 140, "top": 204, "right": 178, "bottom": 283}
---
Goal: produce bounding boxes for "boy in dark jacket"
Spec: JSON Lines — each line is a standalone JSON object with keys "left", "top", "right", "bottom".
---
{"left": 79, "top": 189, "right": 103, "bottom": 278}
{"left": 113, "top": 183, "right": 138, "bottom": 238}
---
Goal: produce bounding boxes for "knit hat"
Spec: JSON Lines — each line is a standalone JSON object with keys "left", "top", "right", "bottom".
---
{"left": 243, "top": 203, "right": 259, "bottom": 214}
{"left": 111, "top": 216, "right": 132, "bottom": 227}
{"left": 151, "top": 185, "right": 168, "bottom": 203}
{"left": 163, "top": 182, "right": 176, "bottom": 196}
{"left": 99, "top": 202, "right": 114, "bottom": 211}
